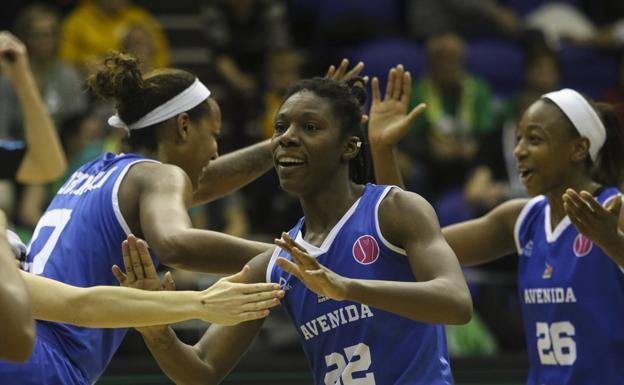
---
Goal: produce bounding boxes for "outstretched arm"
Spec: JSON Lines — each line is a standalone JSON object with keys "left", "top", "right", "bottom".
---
{"left": 0, "top": 211, "right": 34, "bottom": 362}
{"left": 193, "top": 140, "right": 273, "bottom": 206}
{"left": 139, "top": 250, "right": 274, "bottom": 385}
{"left": 277, "top": 189, "right": 472, "bottom": 324}
{"left": 564, "top": 189, "right": 624, "bottom": 268}
{"left": 25, "top": 236, "right": 282, "bottom": 328}
{"left": 0, "top": 31, "right": 66, "bottom": 184}
{"left": 367, "top": 65, "right": 425, "bottom": 188}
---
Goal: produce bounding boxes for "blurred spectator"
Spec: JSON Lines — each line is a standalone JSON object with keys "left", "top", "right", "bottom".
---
{"left": 259, "top": 49, "right": 304, "bottom": 139}
{"left": 120, "top": 23, "right": 157, "bottom": 73}
{"left": 0, "top": 3, "right": 86, "bottom": 139}
{"left": 59, "top": 0, "right": 170, "bottom": 71}
{"left": 405, "top": 33, "right": 495, "bottom": 201}
{"left": 406, "top": 0, "right": 521, "bottom": 41}
{"left": 203, "top": 0, "right": 292, "bottom": 153}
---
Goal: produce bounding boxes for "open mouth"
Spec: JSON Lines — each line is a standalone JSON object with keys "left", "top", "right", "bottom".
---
{"left": 518, "top": 168, "right": 534, "bottom": 182}
{"left": 276, "top": 156, "right": 306, "bottom": 168}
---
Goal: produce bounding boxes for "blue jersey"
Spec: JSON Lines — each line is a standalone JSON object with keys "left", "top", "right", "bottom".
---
{"left": 267, "top": 184, "right": 452, "bottom": 385}
{"left": 515, "top": 187, "right": 624, "bottom": 385}
{"left": 0, "top": 153, "right": 157, "bottom": 385}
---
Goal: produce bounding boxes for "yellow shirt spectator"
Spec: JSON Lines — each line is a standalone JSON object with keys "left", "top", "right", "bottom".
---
{"left": 59, "top": 0, "right": 170, "bottom": 70}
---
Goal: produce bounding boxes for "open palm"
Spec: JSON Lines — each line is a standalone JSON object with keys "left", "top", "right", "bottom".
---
{"left": 368, "top": 65, "right": 426, "bottom": 147}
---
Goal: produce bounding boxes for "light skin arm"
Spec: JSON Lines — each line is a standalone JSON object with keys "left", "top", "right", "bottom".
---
{"left": 192, "top": 140, "right": 273, "bottom": 206}
{"left": 24, "top": 236, "right": 282, "bottom": 328}
{"left": 442, "top": 199, "right": 527, "bottom": 266}
{"left": 277, "top": 189, "right": 472, "bottom": 324}
{"left": 367, "top": 65, "right": 426, "bottom": 188}
{"left": 0, "top": 31, "right": 67, "bottom": 184}
{"left": 132, "top": 163, "right": 271, "bottom": 273}
{"left": 563, "top": 189, "right": 624, "bottom": 268}
{"left": 139, "top": 250, "right": 273, "bottom": 385}
{"left": 0, "top": 211, "right": 34, "bottom": 362}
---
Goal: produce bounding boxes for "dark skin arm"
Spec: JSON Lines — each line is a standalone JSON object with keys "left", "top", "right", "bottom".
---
{"left": 277, "top": 188, "right": 472, "bottom": 324}
{"left": 119, "top": 162, "right": 271, "bottom": 273}
{"left": 0, "top": 211, "right": 34, "bottom": 362}
{"left": 192, "top": 140, "right": 273, "bottom": 206}
{"left": 139, "top": 250, "right": 273, "bottom": 385}
{"left": 442, "top": 199, "right": 527, "bottom": 266}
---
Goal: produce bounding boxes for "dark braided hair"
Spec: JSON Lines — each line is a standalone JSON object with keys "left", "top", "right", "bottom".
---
{"left": 87, "top": 51, "right": 210, "bottom": 152}
{"left": 281, "top": 77, "right": 373, "bottom": 184}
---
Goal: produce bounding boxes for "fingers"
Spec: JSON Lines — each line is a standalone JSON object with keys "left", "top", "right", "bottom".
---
{"left": 326, "top": 64, "right": 336, "bottom": 79}
{"left": 224, "top": 265, "right": 251, "bottom": 284}
{"left": 400, "top": 71, "right": 412, "bottom": 104}
{"left": 240, "top": 297, "right": 282, "bottom": 313}
{"left": 240, "top": 282, "right": 282, "bottom": 295}
{"left": 236, "top": 310, "right": 271, "bottom": 323}
{"left": 344, "top": 61, "right": 364, "bottom": 80}
{"left": 127, "top": 234, "right": 144, "bottom": 280}
{"left": 121, "top": 238, "right": 136, "bottom": 282}
{"left": 274, "top": 236, "right": 311, "bottom": 270}
{"left": 163, "top": 271, "right": 176, "bottom": 291}
{"left": 135, "top": 238, "right": 158, "bottom": 280}
{"left": 608, "top": 195, "right": 623, "bottom": 216}
{"left": 385, "top": 68, "right": 396, "bottom": 100}
{"left": 371, "top": 77, "right": 381, "bottom": 103}
{"left": 391, "top": 65, "right": 404, "bottom": 100}
{"left": 276, "top": 257, "right": 303, "bottom": 281}
{"left": 111, "top": 265, "right": 126, "bottom": 285}
{"left": 406, "top": 103, "right": 427, "bottom": 126}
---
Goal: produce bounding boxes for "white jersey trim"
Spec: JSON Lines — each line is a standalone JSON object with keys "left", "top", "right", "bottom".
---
{"left": 265, "top": 246, "right": 282, "bottom": 283}
{"left": 514, "top": 196, "right": 545, "bottom": 254}
{"left": 375, "top": 185, "right": 407, "bottom": 256}
{"left": 544, "top": 204, "right": 571, "bottom": 243}
{"left": 295, "top": 195, "right": 363, "bottom": 258}
{"left": 112, "top": 157, "right": 160, "bottom": 236}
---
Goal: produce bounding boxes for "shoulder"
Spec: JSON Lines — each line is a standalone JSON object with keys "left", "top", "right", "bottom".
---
{"left": 489, "top": 197, "right": 537, "bottom": 234}
{"left": 378, "top": 188, "right": 440, "bottom": 246}
{"left": 125, "top": 161, "right": 192, "bottom": 196}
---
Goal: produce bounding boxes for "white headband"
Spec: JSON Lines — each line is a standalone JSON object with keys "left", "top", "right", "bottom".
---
{"left": 108, "top": 78, "right": 211, "bottom": 131}
{"left": 542, "top": 88, "right": 606, "bottom": 162}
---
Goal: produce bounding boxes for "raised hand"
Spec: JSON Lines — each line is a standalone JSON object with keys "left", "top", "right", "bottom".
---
{"left": 197, "top": 266, "right": 284, "bottom": 325}
{"left": 274, "top": 233, "right": 349, "bottom": 301}
{"left": 368, "top": 64, "right": 426, "bottom": 148}
{"left": 0, "top": 31, "right": 30, "bottom": 82}
{"left": 326, "top": 58, "right": 366, "bottom": 83}
{"left": 563, "top": 189, "right": 623, "bottom": 249}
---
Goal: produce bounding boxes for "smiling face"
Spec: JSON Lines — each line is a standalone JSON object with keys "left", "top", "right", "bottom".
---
{"left": 514, "top": 100, "right": 586, "bottom": 196}
{"left": 271, "top": 90, "right": 352, "bottom": 195}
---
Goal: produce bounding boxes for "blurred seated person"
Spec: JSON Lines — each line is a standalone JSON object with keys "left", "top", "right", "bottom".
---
{"left": 59, "top": 0, "right": 170, "bottom": 71}
{"left": 0, "top": 3, "right": 86, "bottom": 139}
{"left": 405, "top": 33, "right": 495, "bottom": 200}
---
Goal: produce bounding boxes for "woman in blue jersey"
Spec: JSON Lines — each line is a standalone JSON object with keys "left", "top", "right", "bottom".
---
{"left": 135, "top": 66, "right": 472, "bottom": 385}
{"left": 369, "top": 71, "right": 624, "bottom": 384}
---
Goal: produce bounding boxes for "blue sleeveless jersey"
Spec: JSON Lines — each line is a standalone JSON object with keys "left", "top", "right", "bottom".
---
{"left": 515, "top": 187, "right": 624, "bottom": 385}
{"left": 267, "top": 184, "right": 452, "bottom": 385}
{"left": 1, "top": 153, "right": 157, "bottom": 384}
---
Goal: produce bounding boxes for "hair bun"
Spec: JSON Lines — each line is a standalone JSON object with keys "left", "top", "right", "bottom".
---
{"left": 345, "top": 77, "right": 367, "bottom": 107}
{"left": 87, "top": 51, "right": 146, "bottom": 102}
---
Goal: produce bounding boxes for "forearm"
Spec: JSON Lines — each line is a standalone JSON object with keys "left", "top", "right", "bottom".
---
{"left": 159, "top": 229, "right": 272, "bottom": 273}
{"left": 24, "top": 273, "right": 202, "bottom": 327}
{"left": 345, "top": 277, "right": 472, "bottom": 324}
{"left": 141, "top": 327, "right": 216, "bottom": 385}
{"left": 193, "top": 140, "right": 273, "bottom": 206}
{"left": 0, "top": 234, "right": 35, "bottom": 362}
{"left": 370, "top": 142, "right": 404, "bottom": 188}
{"left": 14, "top": 67, "right": 66, "bottom": 184}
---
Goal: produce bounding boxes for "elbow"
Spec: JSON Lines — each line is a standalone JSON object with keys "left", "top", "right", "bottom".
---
{"left": 448, "top": 290, "right": 473, "bottom": 325}
{"left": 3, "top": 322, "right": 36, "bottom": 363}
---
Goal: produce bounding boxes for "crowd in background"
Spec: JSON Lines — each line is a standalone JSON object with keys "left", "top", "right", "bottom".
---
{"left": 1, "top": 0, "right": 624, "bottom": 362}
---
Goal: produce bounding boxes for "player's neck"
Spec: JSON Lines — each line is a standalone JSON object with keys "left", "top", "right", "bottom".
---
{"left": 299, "top": 179, "right": 363, "bottom": 245}
{"left": 545, "top": 175, "right": 601, "bottom": 229}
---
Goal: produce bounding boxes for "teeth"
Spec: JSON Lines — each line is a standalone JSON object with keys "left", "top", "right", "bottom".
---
{"left": 278, "top": 157, "right": 304, "bottom": 164}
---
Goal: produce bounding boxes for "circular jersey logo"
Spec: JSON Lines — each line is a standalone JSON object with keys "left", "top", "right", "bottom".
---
{"left": 352, "top": 235, "right": 380, "bottom": 265}
{"left": 573, "top": 234, "right": 593, "bottom": 257}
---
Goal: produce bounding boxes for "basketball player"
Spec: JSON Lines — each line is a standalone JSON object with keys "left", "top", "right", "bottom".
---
{"left": 135, "top": 68, "right": 472, "bottom": 385}
{"left": 368, "top": 67, "right": 624, "bottom": 384}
